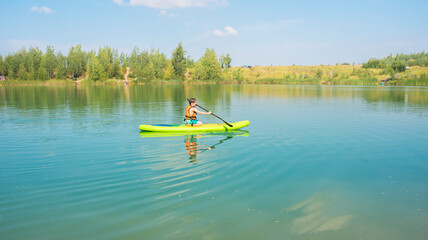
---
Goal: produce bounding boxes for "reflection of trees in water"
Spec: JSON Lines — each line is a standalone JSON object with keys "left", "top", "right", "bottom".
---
{"left": 239, "top": 85, "right": 428, "bottom": 107}
{"left": 1, "top": 85, "right": 426, "bottom": 112}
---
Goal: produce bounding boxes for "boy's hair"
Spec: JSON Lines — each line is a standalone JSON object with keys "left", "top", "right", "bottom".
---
{"left": 189, "top": 98, "right": 197, "bottom": 104}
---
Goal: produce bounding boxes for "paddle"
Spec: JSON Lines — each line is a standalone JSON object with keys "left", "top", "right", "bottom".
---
{"left": 186, "top": 99, "right": 233, "bottom": 127}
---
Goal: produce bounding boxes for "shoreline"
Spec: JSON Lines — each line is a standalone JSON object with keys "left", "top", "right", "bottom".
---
{"left": 2, "top": 65, "right": 427, "bottom": 86}
{"left": 1, "top": 78, "right": 427, "bottom": 86}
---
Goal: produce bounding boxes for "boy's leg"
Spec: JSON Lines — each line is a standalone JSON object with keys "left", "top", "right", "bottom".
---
{"left": 196, "top": 121, "right": 203, "bottom": 126}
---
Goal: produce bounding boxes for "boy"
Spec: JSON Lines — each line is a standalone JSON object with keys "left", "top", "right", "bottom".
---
{"left": 185, "top": 98, "right": 211, "bottom": 126}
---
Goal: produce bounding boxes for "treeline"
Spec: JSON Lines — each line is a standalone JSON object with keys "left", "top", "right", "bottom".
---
{"left": 362, "top": 52, "right": 428, "bottom": 71}
{"left": 0, "top": 43, "right": 232, "bottom": 81}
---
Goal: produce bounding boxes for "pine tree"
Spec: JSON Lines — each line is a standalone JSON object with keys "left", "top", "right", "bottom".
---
{"left": 171, "top": 42, "right": 186, "bottom": 79}
{"left": 88, "top": 55, "right": 106, "bottom": 81}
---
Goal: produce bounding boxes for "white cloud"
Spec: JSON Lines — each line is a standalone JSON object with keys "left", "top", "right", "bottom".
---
{"left": 29, "top": 6, "right": 55, "bottom": 14}
{"left": 158, "top": 10, "right": 178, "bottom": 17}
{"left": 113, "top": 0, "right": 124, "bottom": 5}
{"left": 213, "top": 26, "right": 238, "bottom": 37}
{"left": 114, "top": 0, "right": 229, "bottom": 9}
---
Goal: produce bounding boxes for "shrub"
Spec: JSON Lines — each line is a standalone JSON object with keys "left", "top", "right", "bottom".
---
{"left": 362, "top": 59, "right": 385, "bottom": 69}
{"left": 392, "top": 61, "right": 406, "bottom": 72}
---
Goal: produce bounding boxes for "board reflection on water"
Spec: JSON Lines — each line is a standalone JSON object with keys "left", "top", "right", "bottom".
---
{"left": 138, "top": 130, "right": 249, "bottom": 199}
{"left": 139, "top": 130, "right": 249, "bottom": 164}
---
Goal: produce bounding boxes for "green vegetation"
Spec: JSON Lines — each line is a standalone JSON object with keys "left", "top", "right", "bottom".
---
{"left": 195, "top": 49, "right": 222, "bottom": 80}
{"left": 362, "top": 52, "right": 428, "bottom": 74}
{"left": 224, "top": 65, "right": 428, "bottom": 86}
{"left": 67, "top": 45, "right": 87, "bottom": 78}
{"left": 1, "top": 45, "right": 427, "bottom": 86}
{"left": 171, "top": 42, "right": 186, "bottom": 80}
{"left": 220, "top": 54, "right": 232, "bottom": 69}
{"left": 363, "top": 52, "right": 428, "bottom": 69}
{"left": 359, "top": 52, "right": 428, "bottom": 85}
{"left": 0, "top": 44, "right": 194, "bottom": 83}
{"left": 392, "top": 61, "right": 406, "bottom": 72}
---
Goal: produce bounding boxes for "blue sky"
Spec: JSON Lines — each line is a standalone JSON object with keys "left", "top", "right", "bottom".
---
{"left": 1, "top": 0, "right": 427, "bottom": 66}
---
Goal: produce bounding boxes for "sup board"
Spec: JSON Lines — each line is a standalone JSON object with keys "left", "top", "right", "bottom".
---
{"left": 139, "top": 120, "right": 250, "bottom": 132}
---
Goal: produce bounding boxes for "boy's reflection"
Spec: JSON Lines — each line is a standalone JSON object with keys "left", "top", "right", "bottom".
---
{"left": 184, "top": 134, "right": 234, "bottom": 163}
{"left": 185, "top": 135, "right": 211, "bottom": 163}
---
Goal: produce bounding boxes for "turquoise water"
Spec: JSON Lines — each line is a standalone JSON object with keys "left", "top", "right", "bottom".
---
{"left": 0, "top": 84, "right": 427, "bottom": 240}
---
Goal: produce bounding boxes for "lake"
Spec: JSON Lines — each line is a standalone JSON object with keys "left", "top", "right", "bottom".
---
{"left": 0, "top": 84, "right": 427, "bottom": 240}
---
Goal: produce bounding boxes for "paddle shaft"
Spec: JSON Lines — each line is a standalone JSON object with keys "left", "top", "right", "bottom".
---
{"left": 186, "top": 99, "right": 233, "bottom": 127}
{"left": 196, "top": 104, "right": 233, "bottom": 127}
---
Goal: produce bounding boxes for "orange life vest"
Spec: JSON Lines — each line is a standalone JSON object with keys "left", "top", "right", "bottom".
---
{"left": 184, "top": 105, "right": 197, "bottom": 120}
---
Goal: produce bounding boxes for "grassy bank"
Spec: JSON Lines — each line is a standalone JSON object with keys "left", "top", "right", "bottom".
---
{"left": 0, "top": 79, "right": 76, "bottom": 86}
{"left": 220, "top": 65, "right": 428, "bottom": 86}
{"left": 2, "top": 65, "right": 428, "bottom": 86}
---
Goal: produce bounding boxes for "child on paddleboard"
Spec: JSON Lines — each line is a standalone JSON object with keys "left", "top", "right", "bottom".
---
{"left": 185, "top": 98, "right": 211, "bottom": 126}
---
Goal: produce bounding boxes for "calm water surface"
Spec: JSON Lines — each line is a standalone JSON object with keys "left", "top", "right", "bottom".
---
{"left": 0, "top": 84, "right": 427, "bottom": 240}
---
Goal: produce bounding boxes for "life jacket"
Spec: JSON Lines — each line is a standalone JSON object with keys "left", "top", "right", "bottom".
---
{"left": 184, "top": 105, "right": 197, "bottom": 120}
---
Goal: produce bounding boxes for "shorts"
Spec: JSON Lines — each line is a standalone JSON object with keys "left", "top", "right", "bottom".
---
{"left": 186, "top": 119, "right": 198, "bottom": 125}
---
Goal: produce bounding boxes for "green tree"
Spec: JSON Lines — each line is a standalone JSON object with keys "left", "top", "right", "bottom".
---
{"left": 88, "top": 55, "right": 106, "bottom": 81}
{"left": 5, "top": 54, "right": 20, "bottom": 79}
{"left": 27, "top": 47, "right": 43, "bottom": 80}
{"left": 145, "top": 61, "right": 155, "bottom": 79}
{"left": 149, "top": 48, "right": 166, "bottom": 79}
{"left": 111, "top": 58, "right": 121, "bottom": 79}
{"left": 220, "top": 53, "right": 232, "bottom": 68}
{"left": 186, "top": 56, "right": 195, "bottom": 68}
{"left": 4, "top": 52, "right": 19, "bottom": 79}
{"left": 392, "top": 61, "right": 406, "bottom": 72}
{"left": 129, "top": 47, "right": 150, "bottom": 79}
{"left": 97, "top": 46, "right": 115, "bottom": 78}
{"left": 362, "top": 52, "right": 428, "bottom": 69}
{"left": 195, "top": 48, "right": 222, "bottom": 80}
{"left": 67, "top": 45, "right": 86, "bottom": 78}
{"left": 120, "top": 53, "right": 128, "bottom": 73}
{"left": 56, "top": 52, "right": 67, "bottom": 79}
{"left": 362, "top": 59, "right": 385, "bottom": 69}
{"left": 16, "top": 48, "right": 28, "bottom": 73}
{"left": 45, "top": 46, "right": 57, "bottom": 79}
{"left": 0, "top": 56, "right": 4, "bottom": 76}
{"left": 38, "top": 57, "right": 49, "bottom": 80}
{"left": 163, "top": 60, "right": 174, "bottom": 80}
{"left": 17, "top": 62, "right": 28, "bottom": 80}
{"left": 8, "top": 66, "right": 15, "bottom": 79}
{"left": 171, "top": 42, "right": 186, "bottom": 79}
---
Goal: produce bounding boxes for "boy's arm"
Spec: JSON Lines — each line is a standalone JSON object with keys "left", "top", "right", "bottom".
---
{"left": 194, "top": 109, "right": 211, "bottom": 115}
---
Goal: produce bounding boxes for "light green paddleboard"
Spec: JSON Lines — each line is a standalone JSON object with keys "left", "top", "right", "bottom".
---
{"left": 139, "top": 120, "right": 250, "bottom": 132}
